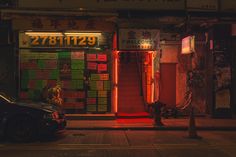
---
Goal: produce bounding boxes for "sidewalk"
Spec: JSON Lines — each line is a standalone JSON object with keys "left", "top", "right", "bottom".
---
{"left": 66, "top": 116, "right": 236, "bottom": 130}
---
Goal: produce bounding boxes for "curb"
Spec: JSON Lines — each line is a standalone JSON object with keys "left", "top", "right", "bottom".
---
{"left": 66, "top": 126, "right": 236, "bottom": 131}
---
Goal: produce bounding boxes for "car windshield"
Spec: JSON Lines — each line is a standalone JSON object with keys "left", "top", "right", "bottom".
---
{"left": 0, "top": 93, "right": 15, "bottom": 103}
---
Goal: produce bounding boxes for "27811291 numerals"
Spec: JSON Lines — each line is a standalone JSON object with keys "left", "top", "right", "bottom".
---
{"left": 30, "top": 36, "right": 98, "bottom": 47}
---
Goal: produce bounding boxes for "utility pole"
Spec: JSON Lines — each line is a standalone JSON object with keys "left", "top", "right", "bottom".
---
{"left": 187, "top": 53, "right": 201, "bottom": 139}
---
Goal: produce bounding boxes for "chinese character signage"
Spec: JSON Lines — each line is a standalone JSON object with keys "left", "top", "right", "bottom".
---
{"left": 118, "top": 29, "right": 160, "bottom": 51}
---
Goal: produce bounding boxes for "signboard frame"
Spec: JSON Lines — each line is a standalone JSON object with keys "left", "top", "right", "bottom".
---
{"left": 181, "top": 35, "right": 195, "bottom": 55}
{"left": 118, "top": 29, "right": 160, "bottom": 51}
{"left": 19, "top": 31, "right": 102, "bottom": 49}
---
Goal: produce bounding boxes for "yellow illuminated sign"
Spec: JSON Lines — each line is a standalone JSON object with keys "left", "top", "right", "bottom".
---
{"left": 21, "top": 32, "right": 100, "bottom": 48}
{"left": 30, "top": 35, "right": 97, "bottom": 47}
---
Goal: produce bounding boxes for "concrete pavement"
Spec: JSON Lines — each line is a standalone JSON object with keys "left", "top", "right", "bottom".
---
{"left": 66, "top": 116, "right": 236, "bottom": 130}
{"left": 1, "top": 130, "right": 236, "bottom": 157}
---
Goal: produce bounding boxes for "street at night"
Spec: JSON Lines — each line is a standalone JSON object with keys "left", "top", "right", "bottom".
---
{"left": 1, "top": 0, "right": 236, "bottom": 157}
{"left": 1, "top": 130, "right": 236, "bottom": 157}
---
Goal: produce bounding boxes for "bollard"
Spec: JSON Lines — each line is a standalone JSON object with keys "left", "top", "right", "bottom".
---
{"left": 152, "top": 101, "right": 165, "bottom": 126}
{"left": 188, "top": 106, "right": 201, "bottom": 139}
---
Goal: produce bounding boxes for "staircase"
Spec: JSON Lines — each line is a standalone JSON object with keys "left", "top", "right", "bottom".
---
{"left": 118, "top": 52, "right": 146, "bottom": 117}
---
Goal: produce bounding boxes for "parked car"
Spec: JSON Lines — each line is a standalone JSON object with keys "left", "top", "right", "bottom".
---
{"left": 0, "top": 93, "right": 66, "bottom": 142}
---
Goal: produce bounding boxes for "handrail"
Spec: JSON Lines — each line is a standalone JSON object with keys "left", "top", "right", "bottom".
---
{"left": 135, "top": 52, "right": 143, "bottom": 96}
{"left": 177, "top": 89, "right": 192, "bottom": 111}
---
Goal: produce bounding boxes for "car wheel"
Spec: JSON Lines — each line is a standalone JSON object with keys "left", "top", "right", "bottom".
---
{"left": 7, "top": 116, "right": 36, "bottom": 142}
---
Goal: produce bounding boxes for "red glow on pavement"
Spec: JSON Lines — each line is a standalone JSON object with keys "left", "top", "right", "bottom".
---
{"left": 116, "top": 112, "right": 153, "bottom": 124}
{"left": 117, "top": 112, "right": 149, "bottom": 117}
{"left": 116, "top": 118, "right": 153, "bottom": 124}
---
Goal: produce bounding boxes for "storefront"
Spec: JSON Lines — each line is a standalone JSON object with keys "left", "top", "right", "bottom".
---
{"left": 116, "top": 29, "right": 160, "bottom": 114}
{"left": 18, "top": 31, "right": 115, "bottom": 114}
{"left": 17, "top": 28, "right": 161, "bottom": 116}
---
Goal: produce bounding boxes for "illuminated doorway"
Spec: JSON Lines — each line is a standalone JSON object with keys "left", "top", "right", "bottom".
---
{"left": 116, "top": 51, "right": 156, "bottom": 116}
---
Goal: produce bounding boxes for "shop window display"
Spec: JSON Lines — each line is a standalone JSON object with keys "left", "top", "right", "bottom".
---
{"left": 19, "top": 50, "right": 111, "bottom": 114}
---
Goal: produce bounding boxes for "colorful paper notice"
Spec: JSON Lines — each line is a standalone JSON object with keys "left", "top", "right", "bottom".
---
{"left": 63, "top": 102, "right": 79, "bottom": 109}
{"left": 58, "top": 52, "right": 70, "bottom": 59}
{"left": 71, "top": 60, "right": 84, "bottom": 69}
{"left": 97, "top": 64, "right": 107, "bottom": 72}
{"left": 72, "top": 70, "right": 84, "bottom": 79}
{"left": 28, "top": 70, "right": 36, "bottom": 79}
{"left": 89, "top": 81, "right": 97, "bottom": 90}
{"left": 63, "top": 102, "right": 84, "bottom": 109}
{"left": 38, "top": 53, "right": 58, "bottom": 59}
{"left": 87, "top": 98, "right": 96, "bottom": 104}
{"left": 63, "top": 102, "right": 85, "bottom": 109}
{"left": 63, "top": 91, "right": 85, "bottom": 99}
{"left": 76, "top": 80, "right": 84, "bottom": 89}
{"left": 98, "top": 105, "right": 107, "bottom": 112}
{"left": 97, "top": 54, "right": 107, "bottom": 61}
{"left": 104, "top": 81, "right": 111, "bottom": 90}
{"left": 61, "top": 81, "right": 71, "bottom": 89}
{"left": 98, "top": 97, "right": 107, "bottom": 104}
{"left": 96, "top": 81, "right": 104, "bottom": 90}
{"left": 74, "top": 102, "right": 85, "bottom": 109}
{"left": 70, "top": 81, "right": 77, "bottom": 89}
{"left": 65, "top": 102, "right": 84, "bottom": 109}
{"left": 71, "top": 51, "right": 84, "bottom": 60}
{"left": 35, "top": 80, "right": 45, "bottom": 90}
{"left": 63, "top": 102, "right": 74, "bottom": 109}
{"left": 37, "top": 60, "right": 45, "bottom": 69}
{"left": 87, "top": 62, "right": 97, "bottom": 70}
{"left": 28, "top": 80, "right": 36, "bottom": 89}
{"left": 87, "top": 91, "right": 97, "bottom": 98}
{"left": 90, "top": 74, "right": 100, "bottom": 80}
{"left": 38, "top": 60, "right": 58, "bottom": 69}
{"left": 35, "top": 70, "right": 50, "bottom": 79}
{"left": 87, "top": 105, "right": 97, "bottom": 112}
{"left": 87, "top": 54, "right": 97, "bottom": 61}
{"left": 20, "top": 52, "right": 38, "bottom": 60}
{"left": 20, "top": 52, "right": 58, "bottom": 60}
{"left": 98, "top": 91, "right": 107, "bottom": 97}
{"left": 99, "top": 74, "right": 109, "bottom": 80}
{"left": 47, "top": 80, "right": 57, "bottom": 87}
{"left": 50, "top": 69, "right": 59, "bottom": 79}
{"left": 21, "top": 60, "right": 38, "bottom": 69}
{"left": 21, "top": 70, "right": 36, "bottom": 79}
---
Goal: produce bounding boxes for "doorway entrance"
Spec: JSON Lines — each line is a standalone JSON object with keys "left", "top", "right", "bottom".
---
{"left": 117, "top": 52, "right": 146, "bottom": 116}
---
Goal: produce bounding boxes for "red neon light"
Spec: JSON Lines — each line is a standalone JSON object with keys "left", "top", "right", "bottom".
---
{"left": 114, "top": 51, "right": 118, "bottom": 112}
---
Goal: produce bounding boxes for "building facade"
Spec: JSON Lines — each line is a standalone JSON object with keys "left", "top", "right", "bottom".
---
{"left": 0, "top": 0, "right": 236, "bottom": 117}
